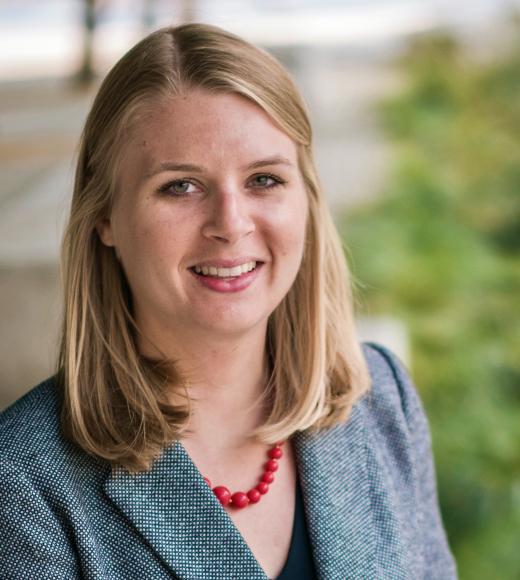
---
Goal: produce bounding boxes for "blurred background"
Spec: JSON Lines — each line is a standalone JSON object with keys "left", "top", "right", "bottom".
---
{"left": 1, "top": 1, "right": 519, "bottom": 577}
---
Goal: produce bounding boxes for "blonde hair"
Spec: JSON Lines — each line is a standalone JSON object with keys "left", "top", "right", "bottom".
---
{"left": 58, "top": 23, "right": 371, "bottom": 472}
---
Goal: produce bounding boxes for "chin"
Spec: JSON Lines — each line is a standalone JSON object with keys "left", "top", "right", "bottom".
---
{"left": 194, "top": 311, "right": 269, "bottom": 338}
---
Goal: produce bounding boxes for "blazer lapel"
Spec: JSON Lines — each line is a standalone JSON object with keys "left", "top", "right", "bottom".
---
{"left": 104, "top": 441, "right": 268, "bottom": 580}
{"left": 293, "top": 402, "right": 376, "bottom": 579}
{"left": 104, "top": 399, "right": 375, "bottom": 580}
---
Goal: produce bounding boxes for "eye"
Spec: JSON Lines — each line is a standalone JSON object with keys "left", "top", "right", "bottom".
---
{"left": 248, "top": 173, "right": 286, "bottom": 190}
{"left": 158, "top": 179, "right": 200, "bottom": 196}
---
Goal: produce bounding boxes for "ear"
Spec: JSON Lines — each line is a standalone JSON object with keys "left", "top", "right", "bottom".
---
{"left": 96, "top": 218, "right": 115, "bottom": 247}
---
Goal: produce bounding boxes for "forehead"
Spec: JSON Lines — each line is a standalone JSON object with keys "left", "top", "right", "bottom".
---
{"left": 124, "top": 90, "right": 298, "bottom": 169}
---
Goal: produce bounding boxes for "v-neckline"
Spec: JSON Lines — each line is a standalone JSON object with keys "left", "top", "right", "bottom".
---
{"left": 275, "top": 475, "right": 300, "bottom": 579}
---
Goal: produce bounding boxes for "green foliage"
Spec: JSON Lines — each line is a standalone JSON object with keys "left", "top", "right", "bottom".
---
{"left": 340, "top": 24, "right": 520, "bottom": 580}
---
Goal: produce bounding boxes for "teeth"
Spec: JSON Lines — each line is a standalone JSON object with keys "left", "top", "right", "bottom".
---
{"left": 193, "top": 261, "right": 257, "bottom": 278}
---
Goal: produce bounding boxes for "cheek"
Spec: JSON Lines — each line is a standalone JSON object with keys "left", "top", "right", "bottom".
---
{"left": 118, "top": 204, "right": 185, "bottom": 254}
{"left": 115, "top": 216, "right": 188, "bottom": 312}
{"left": 114, "top": 210, "right": 181, "bottom": 280}
{"left": 267, "top": 196, "right": 308, "bottom": 264}
{"left": 282, "top": 194, "right": 308, "bottom": 248}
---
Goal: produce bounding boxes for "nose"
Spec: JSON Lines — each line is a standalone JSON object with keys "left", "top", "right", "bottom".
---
{"left": 201, "top": 189, "right": 255, "bottom": 244}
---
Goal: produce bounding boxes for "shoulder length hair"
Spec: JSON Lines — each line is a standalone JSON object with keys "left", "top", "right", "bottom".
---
{"left": 58, "top": 23, "right": 371, "bottom": 473}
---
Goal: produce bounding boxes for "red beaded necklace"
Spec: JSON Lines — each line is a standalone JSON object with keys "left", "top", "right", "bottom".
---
{"left": 203, "top": 441, "right": 285, "bottom": 509}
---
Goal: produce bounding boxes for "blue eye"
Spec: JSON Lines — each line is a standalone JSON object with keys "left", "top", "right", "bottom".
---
{"left": 158, "top": 179, "right": 198, "bottom": 196}
{"left": 249, "top": 174, "right": 285, "bottom": 189}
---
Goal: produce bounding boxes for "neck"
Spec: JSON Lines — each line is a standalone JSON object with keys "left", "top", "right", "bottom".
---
{"left": 138, "top": 321, "right": 270, "bottom": 449}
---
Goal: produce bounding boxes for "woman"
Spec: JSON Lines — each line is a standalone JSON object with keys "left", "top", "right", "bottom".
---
{"left": 0, "top": 23, "right": 457, "bottom": 579}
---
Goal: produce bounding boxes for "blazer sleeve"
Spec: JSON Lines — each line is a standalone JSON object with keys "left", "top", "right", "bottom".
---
{"left": 0, "top": 458, "right": 79, "bottom": 579}
{"left": 367, "top": 342, "right": 458, "bottom": 580}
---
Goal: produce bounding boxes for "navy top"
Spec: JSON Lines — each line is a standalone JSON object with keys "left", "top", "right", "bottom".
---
{"left": 276, "top": 476, "right": 317, "bottom": 580}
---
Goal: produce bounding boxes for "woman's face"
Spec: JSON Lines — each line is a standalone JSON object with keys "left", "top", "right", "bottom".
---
{"left": 98, "top": 90, "right": 308, "bottom": 344}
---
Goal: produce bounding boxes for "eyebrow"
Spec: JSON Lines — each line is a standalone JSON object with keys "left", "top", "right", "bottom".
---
{"left": 144, "top": 155, "right": 294, "bottom": 180}
{"left": 243, "top": 155, "right": 294, "bottom": 171}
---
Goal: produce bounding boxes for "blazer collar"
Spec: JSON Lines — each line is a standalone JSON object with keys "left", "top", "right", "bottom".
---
{"left": 104, "top": 402, "right": 374, "bottom": 580}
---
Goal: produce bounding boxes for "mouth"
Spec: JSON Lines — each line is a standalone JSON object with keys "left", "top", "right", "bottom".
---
{"left": 189, "top": 260, "right": 262, "bottom": 279}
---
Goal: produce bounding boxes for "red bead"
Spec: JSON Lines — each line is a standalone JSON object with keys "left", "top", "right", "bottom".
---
{"left": 268, "top": 447, "right": 283, "bottom": 459}
{"left": 205, "top": 442, "right": 286, "bottom": 509}
{"left": 256, "top": 481, "right": 269, "bottom": 494}
{"left": 265, "top": 459, "right": 278, "bottom": 472}
{"left": 231, "top": 492, "right": 250, "bottom": 508}
{"left": 247, "top": 489, "right": 261, "bottom": 503}
{"left": 213, "top": 486, "right": 231, "bottom": 506}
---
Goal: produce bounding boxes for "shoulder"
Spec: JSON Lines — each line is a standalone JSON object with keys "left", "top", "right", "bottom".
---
{"left": 361, "top": 340, "right": 413, "bottom": 398}
{"left": 358, "top": 341, "right": 437, "bottom": 500}
{"left": 0, "top": 378, "right": 97, "bottom": 478}
{"left": 0, "top": 378, "right": 61, "bottom": 448}
{"left": 0, "top": 382, "right": 94, "bottom": 578}
{"left": 360, "top": 341, "right": 426, "bottom": 431}
{"left": 360, "top": 343, "right": 457, "bottom": 578}
{"left": 358, "top": 340, "right": 433, "bottom": 473}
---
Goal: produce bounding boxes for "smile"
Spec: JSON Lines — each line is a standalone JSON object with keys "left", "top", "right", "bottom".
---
{"left": 192, "top": 261, "right": 257, "bottom": 278}
{"left": 188, "top": 260, "right": 264, "bottom": 293}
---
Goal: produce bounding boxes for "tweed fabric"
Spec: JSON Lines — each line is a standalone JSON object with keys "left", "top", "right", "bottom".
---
{"left": 0, "top": 342, "right": 457, "bottom": 579}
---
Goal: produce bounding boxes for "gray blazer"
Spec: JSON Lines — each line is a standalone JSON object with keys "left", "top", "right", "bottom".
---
{"left": 0, "top": 342, "right": 457, "bottom": 579}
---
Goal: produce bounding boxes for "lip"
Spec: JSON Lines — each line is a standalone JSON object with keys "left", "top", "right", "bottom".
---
{"left": 188, "top": 262, "right": 264, "bottom": 293}
{"left": 188, "top": 256, "right": 265, "bottom": 269}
